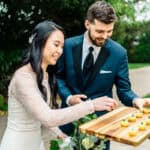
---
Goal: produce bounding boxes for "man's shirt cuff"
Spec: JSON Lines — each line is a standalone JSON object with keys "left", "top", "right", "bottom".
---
{"left": 66, "top": 95, "right": 73, "bottom": 106}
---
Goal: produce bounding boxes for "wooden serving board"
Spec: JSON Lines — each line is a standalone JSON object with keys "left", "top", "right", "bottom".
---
{"left": 79, "top": 107, "right": 150, "bottom": 146}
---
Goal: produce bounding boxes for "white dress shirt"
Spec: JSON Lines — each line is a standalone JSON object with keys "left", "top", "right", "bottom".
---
{"left": 66, "top": 32, "right": 101, "bottom": 105}
{"left": 82, "top": 31, "right": 101, "bottom": 69}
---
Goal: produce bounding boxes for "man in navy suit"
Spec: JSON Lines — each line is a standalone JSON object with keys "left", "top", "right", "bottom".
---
{"left": 56, "top": 1, "right": 150, "bottom": 149}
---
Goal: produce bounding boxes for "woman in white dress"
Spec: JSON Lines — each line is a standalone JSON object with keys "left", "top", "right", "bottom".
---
{"left": 0, "top": 20, "right": 118, "bottom": 150}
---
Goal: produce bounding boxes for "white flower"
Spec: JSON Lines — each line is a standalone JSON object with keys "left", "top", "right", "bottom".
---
{"left": 60, "top": 137, "right": 73, "bottom": 150}
{"left": 28, "top": 33, "right": 36, "bottom": 44}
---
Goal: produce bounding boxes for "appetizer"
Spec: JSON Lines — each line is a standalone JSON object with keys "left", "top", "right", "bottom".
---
{"left": 146, "top": 116, "right": 150, "bottom": 125}
{"left": 128, "top": 127, "right": 137, "bottom": 137}
{"left": 138, "top": 122, "right": 146, "bottom": 131}
{"left": 121, "top": 119, "right": 129, "bottom": 127}
{"left": 143, "top": 107, "right": 150, "bottom": 114}
{"left": 136, "top": 110, "right": 143, "bottom": 118}
{"left": 128, "top": 114, "right": 136, "bottom": 122}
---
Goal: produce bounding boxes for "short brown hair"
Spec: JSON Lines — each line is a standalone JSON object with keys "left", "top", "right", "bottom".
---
{"left": 86, "top": 1, "right": 116, "bottom": 24}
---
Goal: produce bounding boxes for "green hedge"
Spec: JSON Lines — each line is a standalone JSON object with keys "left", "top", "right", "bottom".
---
{"left": 128, "top": 22, "right": 150, "bottom": 63}
{"left": 0, "top": 95, "right": 7, "bottom": 111}
{"left": 0, "top": 50, "right": 22, "bottom": 98}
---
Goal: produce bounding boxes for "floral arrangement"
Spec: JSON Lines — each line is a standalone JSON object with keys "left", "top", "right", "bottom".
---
{"left": 50, "top": 114, "right": 107, "bottom": 150}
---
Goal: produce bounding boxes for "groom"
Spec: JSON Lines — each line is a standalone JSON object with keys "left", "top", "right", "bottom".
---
{"left": 56, "top": 1, "right": 150, "bottom": 149}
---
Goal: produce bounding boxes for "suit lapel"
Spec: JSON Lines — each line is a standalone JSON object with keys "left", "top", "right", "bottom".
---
{"left": 72, "top": 40, "right": 83, "bottom": 90}
{"left": 84, "top": 47, "right": 109, "bottom": 89}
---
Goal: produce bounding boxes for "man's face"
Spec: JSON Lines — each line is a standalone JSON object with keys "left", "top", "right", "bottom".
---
{"left": 85, "top": 19, "right": 114, "bottom": 46}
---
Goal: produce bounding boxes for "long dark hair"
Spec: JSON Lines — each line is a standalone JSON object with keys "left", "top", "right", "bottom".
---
{"left": 23, "top": 20, "right": 64, "bottom": 108}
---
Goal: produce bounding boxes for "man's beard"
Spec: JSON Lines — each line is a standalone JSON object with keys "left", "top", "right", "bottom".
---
{"left": 88, "top": 30, "right": 107, "bottom": 47}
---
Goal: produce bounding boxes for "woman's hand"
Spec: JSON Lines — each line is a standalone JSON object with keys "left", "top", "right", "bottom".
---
{"left": 91, "top": 96, "right": 118, "bottom": 111}
{"left": 57, "top": 132, "right": 68, "bottom": 139}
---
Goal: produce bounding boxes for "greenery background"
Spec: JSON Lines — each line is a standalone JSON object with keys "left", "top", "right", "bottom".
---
{"left": 0, "top": 1, "right": 150, "bottom": 149}
{"left": 0, "top": 0, "right": 150, "bottom": 100}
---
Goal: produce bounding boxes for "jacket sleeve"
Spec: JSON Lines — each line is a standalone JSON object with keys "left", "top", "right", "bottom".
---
{"left": 115, "top": 50, "right": 138, "bottom": 106}
{"left": 56, "top": 52, "right": 72, "bottom": 104}
{"left": 14, "top": 71, "right": 94, "bottom": 128}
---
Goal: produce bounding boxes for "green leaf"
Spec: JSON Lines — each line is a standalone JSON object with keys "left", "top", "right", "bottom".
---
{"left": 50, "top": 141, "right": 59, "bottom": 150}
{"left": 50, "top": 139, "right": 62, "bottom": 150}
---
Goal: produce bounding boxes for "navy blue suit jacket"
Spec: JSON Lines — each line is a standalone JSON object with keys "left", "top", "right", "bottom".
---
{"left": 56, "top": 34, "right": 138, "bottom": 109}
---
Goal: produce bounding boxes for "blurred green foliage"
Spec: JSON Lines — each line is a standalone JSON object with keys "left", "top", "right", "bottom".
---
{"left": 0, "top": 0, "right": 149, "bottom": 98}
{"left": 131, "top": 22, "right": 150, "bottom": 62}
{"left": 0, "top": 94, "right": 7, "bottom": 110}
{"left": 0, "top": 0, "right": 144, "bottom": 48}
{"left": 129, "top": 63, "right": 150, "bottom": 69}
{"left": 0, "top": 50, "right": 22, "bottom": 98}
{"left": 144, "top": 94, "right": 150, "bottom": 98}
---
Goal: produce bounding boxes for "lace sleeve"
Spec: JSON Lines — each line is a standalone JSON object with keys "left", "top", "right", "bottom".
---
{"left": 42, "top": 126, "right": 64, "bottom": 140}
{"left": 14, "top": 71, "right": 94, "bottom": 128}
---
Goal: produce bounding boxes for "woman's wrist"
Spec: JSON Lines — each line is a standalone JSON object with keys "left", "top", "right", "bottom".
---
{"left": 86, "top": 100, "right": 95, "bottom": 113}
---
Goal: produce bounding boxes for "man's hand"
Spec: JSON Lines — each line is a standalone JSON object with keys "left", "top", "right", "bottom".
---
{"left": 69, "top": 94, "right": 87, "bottom": 105}
{"left": 133, "top": 98, "right": 150, "bottom": 110}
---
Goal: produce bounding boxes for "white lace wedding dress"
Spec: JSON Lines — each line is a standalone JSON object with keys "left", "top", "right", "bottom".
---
{"left": 0, "top": 66, "right": 94, "bottom": 150}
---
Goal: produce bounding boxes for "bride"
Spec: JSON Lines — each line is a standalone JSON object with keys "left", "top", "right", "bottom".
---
{"left": 0, "top": 20, "right": 118, "bottom": 150}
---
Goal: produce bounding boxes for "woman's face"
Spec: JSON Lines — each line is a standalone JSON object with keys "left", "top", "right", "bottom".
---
{"left": 42, "top": 30, "right": 64, "bottom": 66}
